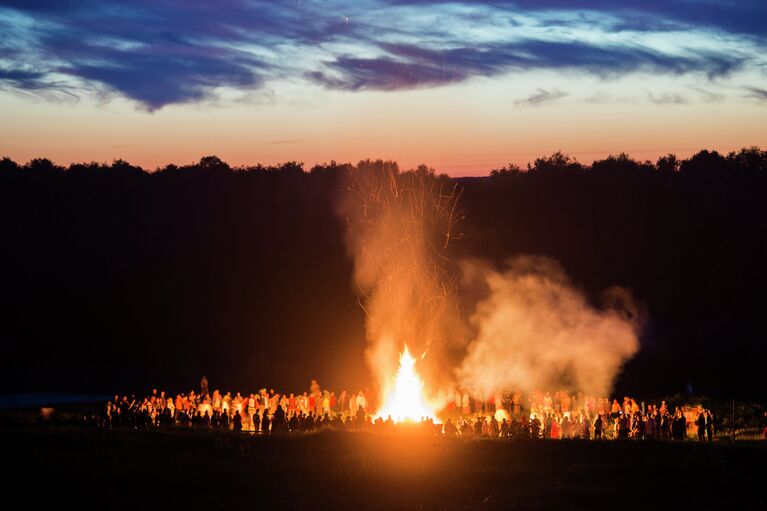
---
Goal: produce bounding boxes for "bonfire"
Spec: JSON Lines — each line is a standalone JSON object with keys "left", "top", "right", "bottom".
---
{"left": 375, "top": 345, "right": 439, "bottom": 423}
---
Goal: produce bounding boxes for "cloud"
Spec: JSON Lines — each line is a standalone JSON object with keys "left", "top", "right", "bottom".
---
{"left": 515, "top": 88, "right": 569, "bottom": 107}
{"left": 59, "top": 43, "right": 263, "bottom": 111}
{"left": 0, "top": 69, "right": 49, "bottom": 90}
{"left": 0, "top": 68, "right": 80, "bottom": 101}
{"left": 311, "top": 40, "right": 745, "bottom": 92}
{"left": 744, "top": 87, "right": 767, "bottom": 101}
{"left": 384, "top": 1, "right": 767, "bottom": 38}
{"left": 647, "top": 92, "right": 688, "bottom": 105}
{"left": 0, "top": 1, "right": 764, "bottom": 108}
{"left": 691, "top": 87, "right": 726, "bottom": 103}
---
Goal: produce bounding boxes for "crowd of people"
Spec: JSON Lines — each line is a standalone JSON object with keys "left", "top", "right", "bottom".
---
{"left": 101, "top": 377, "right": 716, "bottom": 441}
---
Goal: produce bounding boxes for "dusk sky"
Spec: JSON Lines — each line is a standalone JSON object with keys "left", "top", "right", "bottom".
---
{"left": 1, "top": 0, "right": 765, "bottom": 176}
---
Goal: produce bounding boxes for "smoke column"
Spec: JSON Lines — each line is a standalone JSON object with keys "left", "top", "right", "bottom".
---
{"left": 338, "top": 161, "right": 463, "bottom": 396}
{"left": 457, "top": 257, "right": 640, "bottom": 397}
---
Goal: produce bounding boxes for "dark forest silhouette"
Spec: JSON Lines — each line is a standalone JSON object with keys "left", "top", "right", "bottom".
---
{"left": 1, "top": 148, "right": 765, "bottom": 398}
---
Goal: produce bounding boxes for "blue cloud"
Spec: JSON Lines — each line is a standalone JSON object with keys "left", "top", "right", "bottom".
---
{"left": 311, "top": 40, "right": 744, "bottom": 91}
{"left": 0, "top": 0, "right": 763, "bottom": 108}
{"left": 0, "top": 68, "right": 49, "bottom": 89}
{"left": 384, "top": 1, "right": 767, "bottom": 38}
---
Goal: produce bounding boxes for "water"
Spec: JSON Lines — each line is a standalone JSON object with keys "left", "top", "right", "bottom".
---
{"left": 0, "top": 393, "right": 109, "bottom": 409}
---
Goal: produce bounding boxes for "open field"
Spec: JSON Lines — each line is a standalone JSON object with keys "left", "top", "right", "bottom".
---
{"left": 1, "top": 428, "right": 763, "bottom": 510}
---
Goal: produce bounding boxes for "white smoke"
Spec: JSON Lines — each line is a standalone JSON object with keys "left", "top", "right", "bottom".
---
{"left": 457, "top": 257, "right": 640, "bottom": 397}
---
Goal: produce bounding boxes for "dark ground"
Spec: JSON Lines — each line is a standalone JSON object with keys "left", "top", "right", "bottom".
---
{"left": 2, "top": 428, "right": 763, "bottom": 510}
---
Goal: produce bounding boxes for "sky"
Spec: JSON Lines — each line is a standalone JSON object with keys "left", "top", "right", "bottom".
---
{"left": 0, "top": 0, "right": 765, "bottom": 176}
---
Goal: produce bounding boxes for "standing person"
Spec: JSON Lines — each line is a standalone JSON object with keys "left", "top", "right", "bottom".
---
{"left": 356, "top": 391, "right": 367, "bottom": 414}
{"left": 696, "top": 409, "right": 706, "bottom": 441}
{"left": 762, "top": 411, "right": 767, "bottom": 440}
{"left": 473, "top": 417, "right": 483, "bottom": 437}
{"left": 673, "top": 409, "right": 686, "bottom": 440}
{"left": 247, "top": 394, "right": 257, "bottom": 431}
{"left": 322, "top": 391, "right": 331, "bottom": 416}
{"left": 580, "top": 414, "right": 590, "bottom": 439}
{"left": 269, "top": 391, "right": 278, "bottom": 415}
{"left": 259, "top": 389, "right": 268, "bottom": 416}
{"left": 560, "top": 414, "right": 570, "bottom": 438}
{"left": 660, "top": 410, "right": 671, "bottom": 439}
{"left": 443, "top": 418, "right": 458, "bottom": 437}
{"left": 530, "top": 415, "right": 541, "bottom": 439}
{"left": 594, "top": 414, "right": 603, "bottom": 439}
{"left": 260, "top": 409, "right": 271, "bottom": 434}
{"left": 610, "top": 399, "right": 621, "bottom": 420}
{"left": 550, "top": 415, "right": 560, "bottom": 439}
{"left": 489, "top": 415, "right": 499, "bottom": 437}
{"left": 705, "top": 410, "right": 714, "bottom": 442}
{"left": 500, "top": 418, "right": 509, "bottom": 438}
{"left": 233, "top": 410, "right": 242, "bottom": 431}
{"left": 222, "top": 392, "right": 232, "bottom": 415}
{"left": 645, "top": 412, "right": 656, "bottom": 440}
{"left": 200, "top": 376, "right": 209, "bottom": 398}
{"left": 543, "top": 414, "right": 553, "bottom": 439}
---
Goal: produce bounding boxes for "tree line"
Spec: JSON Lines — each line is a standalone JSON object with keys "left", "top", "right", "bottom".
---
{"left": 0, "top": 148, "right": 764, "bottom": 398}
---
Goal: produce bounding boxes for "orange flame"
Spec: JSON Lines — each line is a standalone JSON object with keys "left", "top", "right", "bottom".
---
{"left": 375, "top": 345, "right": 438, "bottom": 423}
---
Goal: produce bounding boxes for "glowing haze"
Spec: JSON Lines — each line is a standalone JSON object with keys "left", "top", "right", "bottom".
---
{"left": 1, "top": 1, "right": 766, "bottom": 176}
{"left": 458, "top": 257, "right": 640, "bottom": 398}
{"left": 340, "top": 162, "right": 640, "bottom": 415}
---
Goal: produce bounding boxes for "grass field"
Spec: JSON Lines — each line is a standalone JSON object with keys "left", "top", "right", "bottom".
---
{"left": 2, "top": 427, "right": 763, "bottom": 510}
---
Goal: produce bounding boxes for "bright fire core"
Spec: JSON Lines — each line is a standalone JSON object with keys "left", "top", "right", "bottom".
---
{"left": 375, "top": 345, "right": 438, "bottom": 423}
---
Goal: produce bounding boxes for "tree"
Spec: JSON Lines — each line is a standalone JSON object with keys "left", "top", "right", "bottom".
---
{"left": 528, "top": 151, "right": 582, "bottom": 173}
{"left": 0, "top": 157, "right": 19, "bottom": 174}
{"left": 25, "top": 157, "right": 62, "bottom": 177}
{"left": 198, "top": 155, "right": 231, "bottom": 173}
{"left": 490, "top": 163, "right": 523, "bottom": 177}
{"left": 656, "top": 154, "right": 680, "bottom": 174}
{"left": 680, "top": 150, "right": 728, "bottom": 175}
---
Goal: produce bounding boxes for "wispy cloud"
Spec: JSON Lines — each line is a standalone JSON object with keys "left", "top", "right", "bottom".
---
{"left": 515, "top": 88, "right": 569, "bottom": 107}
{"left": 0, "top": 1, "right": 764, "bottom": 109}
{"left": 744, "top": 87, "right": 767, "bottom": 101}
{"left": 691, "top": 87, "right": 726, "bottom": 103}
{"left": 648, "top": 92, "right": 688, "bottom": 105}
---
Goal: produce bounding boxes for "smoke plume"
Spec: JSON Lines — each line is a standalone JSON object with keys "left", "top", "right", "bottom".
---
{"left": 457, "top": 257, "right": 640, "bottom": 397}
{"left": 340, "top": 163, "right": 641, "bottom": 402}
{"left": 338, "top": 161, "right": 463, "bottom": 393}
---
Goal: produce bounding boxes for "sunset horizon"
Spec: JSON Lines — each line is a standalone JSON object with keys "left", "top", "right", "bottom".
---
{"left": 2, "top": 1, "right": 765, "bottom": 176}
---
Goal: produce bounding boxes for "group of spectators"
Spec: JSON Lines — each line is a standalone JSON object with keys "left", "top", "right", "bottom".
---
{"left": 101, "top": 377, "right": 716, "bottom": 441}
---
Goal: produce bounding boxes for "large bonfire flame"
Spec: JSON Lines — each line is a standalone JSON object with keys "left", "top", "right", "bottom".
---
{"left": 375, "top": 345, "right": 438, "bottom": 423}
